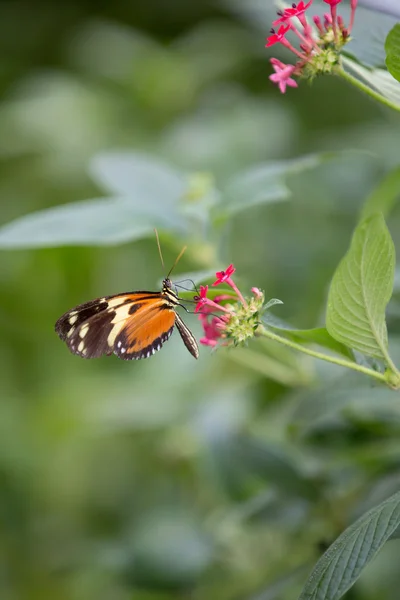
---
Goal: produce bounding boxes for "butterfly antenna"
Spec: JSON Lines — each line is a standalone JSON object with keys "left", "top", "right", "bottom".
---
{"left": 167, "top": 245, "right": 187, "bottom": 279}
{"left": 154, "top": 228, "right": 165, "bottom": 272}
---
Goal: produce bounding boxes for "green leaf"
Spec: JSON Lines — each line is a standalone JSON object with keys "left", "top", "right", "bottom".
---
{"left": 215, "top": 154, "right": 334, "bottom": 219}
{"left": 0, "top": 153, "right": 193, "bottom": 248}
{"left": 326, "top": 213, "right": 395, "bottom": 361}
{"left": 342, "top": 56, "right": 400, "bottom": 112}
{"left": 0, "top": 198, "right": 180, "bottom": 248}
{"left": 298, "top": 490, "right": 400, "bottom": 600}
{"left": 89, "top": 152, "right": 186, "bottom": 208}
{"left": 262, "top": 314, "right": 354, "bottom": 360}
{"left": 343, "top": 6, "right": 398, "bottom": 68}
{"left": 385, "top": 24, "right": 400, "bottom": 83}
{"left": 361, "top": 165, "right": 400, "bottom": 219}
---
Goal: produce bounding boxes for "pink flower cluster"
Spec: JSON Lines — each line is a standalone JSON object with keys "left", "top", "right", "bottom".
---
{"left": 266, "top": 0, "right": 358, "bottom": 93}
{"left": 194, "top": 265, "right": 264, "bottom": 348}
{"left": 194, "top": 265, "right": 238, "bottom": 348}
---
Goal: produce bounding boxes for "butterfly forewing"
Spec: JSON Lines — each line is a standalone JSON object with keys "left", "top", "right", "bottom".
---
{"left": 55, "top": 296, "right": 110, "bottom": 341}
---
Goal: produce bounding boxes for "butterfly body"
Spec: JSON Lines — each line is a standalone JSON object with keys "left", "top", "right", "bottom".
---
{"left": 55, "top": 278, "right": 199, "bottom": 361}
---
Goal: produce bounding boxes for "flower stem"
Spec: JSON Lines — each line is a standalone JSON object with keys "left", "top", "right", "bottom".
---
{"left": 336, "top": 67, "right": 400, "bottom": 113}
{"left": 258, "top": 325, "right": 390, "bottom": 386}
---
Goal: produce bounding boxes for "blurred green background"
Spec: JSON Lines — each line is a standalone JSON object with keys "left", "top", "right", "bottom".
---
{"left": 1, "top": 1, "right": 400, "bottom": 599}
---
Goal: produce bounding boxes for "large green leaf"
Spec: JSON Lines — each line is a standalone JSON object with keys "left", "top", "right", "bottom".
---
{"left": 215, "top": 155, "right": 334, "bottom": 218}
{"left": 343, "top": 5, "right": 398, "bottom": 68}
{"left": 326, "top": 213, "right": 395, "bottom": 361}
{"left": 0, "top": 153, "right": 190, "bottom": 248}
{"left": 298, "top": 491, "right": 400, "bottom": 600}
{"left": 89, "top": 152, "right": 186, "bottom": 209}
{"left": 341, "top": 56, "right": 400, "bottom": 112}
{"left": 385, "top": 24, "right": 400, "bottom": 83}
{"left": 0, "top": 198, "right": 181, "bottom": 248}
{"left": 361, "top": 165, "right": 400, "bottom": 219}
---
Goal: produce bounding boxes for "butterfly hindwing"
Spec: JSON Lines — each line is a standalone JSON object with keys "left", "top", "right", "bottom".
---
{"left": 114, "top": 303, "right": 176, "bottom": 360}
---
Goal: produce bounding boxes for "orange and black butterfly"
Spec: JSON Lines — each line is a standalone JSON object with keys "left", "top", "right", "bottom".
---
{"left": 55, "top": 241, "right": 199, "bottom": 361}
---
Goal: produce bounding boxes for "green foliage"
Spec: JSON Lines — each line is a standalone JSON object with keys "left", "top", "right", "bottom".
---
{"left": 326, "top": 213, "right": 395, "bottom": 362}
{"left": 341, "top": 56, "right": 400, "bottom": 112}
{"left": 298, "top": 491, "right": 400, "bottom": 600}
{"left": 0, "top": 152, "right": 344, "bottom": 248}
{"left": 385, "top": 24, "right": 400, "bottom": 83}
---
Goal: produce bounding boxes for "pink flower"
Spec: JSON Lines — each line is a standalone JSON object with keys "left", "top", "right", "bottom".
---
{"left": 200, "top": 316, "right": 227, "bottom": 347}
{"left": 195, "top": 268, "right": 268, "bottom": 349}
{"left": 269, "top": 60, "right": 298, "bottom": 94}
{"left": 273, "top": 1, "right": 313, "bottom": 26}
{"left": 213, "top": 264, "right": 236, "bottom": 286}
{"left": 212, "top": 264, "right": 248, "bottom": 307}
{"left": 272, "top": 11, "right": 290, "bottom": 27}
{"left": 323, "top": 0, "right": 342, "bottom": 5}
{"left": 251, "top": 287, "right": 263, "bottom": 299}
{"left": 348, "top": 0, "right": 358, "bottom": 34}
{"left": 194, "top": 285, "right": 209, "bottom": 313}
{"left": 194, "top": 285, "right": 233, "bottom": 316}
{"left": 313, "top": 15, "right": 324, "bottom": 34}
{"left": 265, "top": 25, "right": 290, "bottom": 48}
{"left": 200, "top": 336, "right": 218, "bottom": 348}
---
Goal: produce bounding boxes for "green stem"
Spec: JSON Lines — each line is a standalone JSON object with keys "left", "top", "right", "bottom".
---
{"left": 257, "top": 325, "right": 388, "bottom": 385}
{"left": 336, "top": 67, "right": 400, "bottom": 113}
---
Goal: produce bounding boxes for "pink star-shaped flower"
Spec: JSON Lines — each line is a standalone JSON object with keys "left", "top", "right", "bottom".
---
{"left": 273, "top": 1, "right": 313, "bottom": 25}
{"left": 269, "top": 60, "right": 298, "bottom": 94}
{"left": 212, "top": 264, "right": 236, "bottom": 286}
{"left": 194, "top": 285, "right": 209, "bottom": 313}
{"left": 265, "top": 25, "right": 290, "bottom": 48}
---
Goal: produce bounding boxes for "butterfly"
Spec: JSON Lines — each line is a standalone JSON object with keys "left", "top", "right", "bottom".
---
{"left": 55, "top": 241, "right": 199, "bottom": 361}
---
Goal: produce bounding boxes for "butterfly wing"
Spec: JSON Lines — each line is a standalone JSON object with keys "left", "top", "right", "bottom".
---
{"left": 56, "top": 292, "right": 199, "bottom": 360}
{"left": 55, "top": 292, "right": 167, "bottom": 359}
{"left": 175, "top": 313, "right": 199, "bottom": 359}
{"left": 113, "top": 303, "right": 176, "bottom": 360}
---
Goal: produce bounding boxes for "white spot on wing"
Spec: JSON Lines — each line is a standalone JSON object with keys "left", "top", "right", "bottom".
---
{"left": 107, "top": 297, "right": 127, "bottom": 308}
{"left": 106, "top": 303, "right": 135, "bottom": 346}
{"left": 79, "top": 324, "right": 89, "bottom": 338}
{"left": 78, "top": 341, "right": 85, "bottom": 352}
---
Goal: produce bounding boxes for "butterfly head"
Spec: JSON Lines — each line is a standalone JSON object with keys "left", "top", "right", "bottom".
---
{"left": 162, "top": 277, "right": 180, "bottom": 306}
{"left": 162, "top": 277, "right": 173, "bottom": 291}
